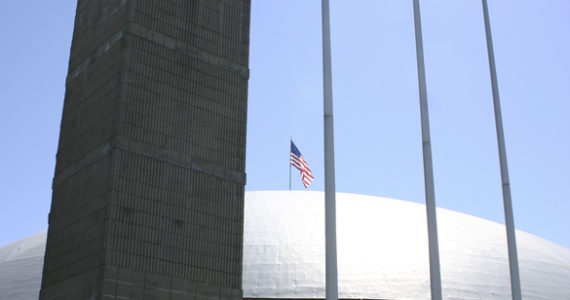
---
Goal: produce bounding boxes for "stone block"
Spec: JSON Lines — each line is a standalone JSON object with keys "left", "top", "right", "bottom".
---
{"left": 116, "top": 282, "right": 143, "bottom": 299}
{"left": 143, "top": 287, "right": 171, "bottom": 300}
{"left": 118, "top": 268, "right": 145, "bottom": 284}
{"left": 101, "top": 279, "right": 118, "bottom": 296}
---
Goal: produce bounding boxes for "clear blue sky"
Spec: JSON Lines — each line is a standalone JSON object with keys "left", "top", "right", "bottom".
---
{"left": 1, "top": 1, "right": 569, "bottom": 251}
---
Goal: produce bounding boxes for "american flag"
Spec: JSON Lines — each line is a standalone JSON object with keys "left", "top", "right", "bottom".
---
{"left": 290, "top": 140, "right": 314, "bottom": 188}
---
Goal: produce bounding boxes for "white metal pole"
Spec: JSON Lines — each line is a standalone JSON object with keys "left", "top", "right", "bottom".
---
{"left": 481, "top": 1, "right": 522, "bottom": 299}
{"left": 321, "top": 1, "right": 339, "bottom": 300}
{"left": 290, "top": 137, "right": 292, "bottom": 191}
{"left": 412, "top": 1, "right": 443, "bottom": 299}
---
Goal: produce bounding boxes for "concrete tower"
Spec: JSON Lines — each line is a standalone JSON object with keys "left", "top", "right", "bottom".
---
{"left": 40, "top": 1, "right": 250, "bottom": 299}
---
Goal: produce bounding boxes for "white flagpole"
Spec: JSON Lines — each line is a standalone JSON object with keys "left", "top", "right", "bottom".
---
{"left": 289, "top": 137, "right": 292, "bottom": 191}
{"left": 321, "top": 1, "right": 339, "bottom": 300}
{"left": 481, "top": 1, "right": 522, "bottom": 299}
{"left": 412, "top": 1, "right": 443, "bottom": 299}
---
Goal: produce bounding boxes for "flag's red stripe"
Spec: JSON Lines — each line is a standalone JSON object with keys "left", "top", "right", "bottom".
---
{"left": 290, "top": 144, "right": 313, "bottom": 188}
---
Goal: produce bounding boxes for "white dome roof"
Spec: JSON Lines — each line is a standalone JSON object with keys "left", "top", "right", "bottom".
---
{"left": 243, "top": 191, "right": 570, "bottom": 299}
{"left": 1, "top": 191, "right": 569, "bottom": 299}
{"left": 0, "top": 232, "right": 46, "bottom": 300}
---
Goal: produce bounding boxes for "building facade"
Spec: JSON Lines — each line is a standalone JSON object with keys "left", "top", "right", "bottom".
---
{"left": 40, "top": 1, "right": 250, "bottom": 299}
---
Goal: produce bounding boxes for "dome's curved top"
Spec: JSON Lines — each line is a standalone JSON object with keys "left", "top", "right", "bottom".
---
{"left": 0, "top": 231, "right": 46, "bottom": 263}
{"left": 243, "top": 191, "right": 570, "bottom": 300}
{"left": 0, "top": 232, "right": 46, "bottom": 300}
{"left": 1, "top": 191, "right": 569, "bottom": 300}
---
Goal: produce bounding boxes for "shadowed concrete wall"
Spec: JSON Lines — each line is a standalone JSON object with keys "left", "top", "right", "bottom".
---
{"left": 40, "top": 1, "right": 250, "bottom": 299}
